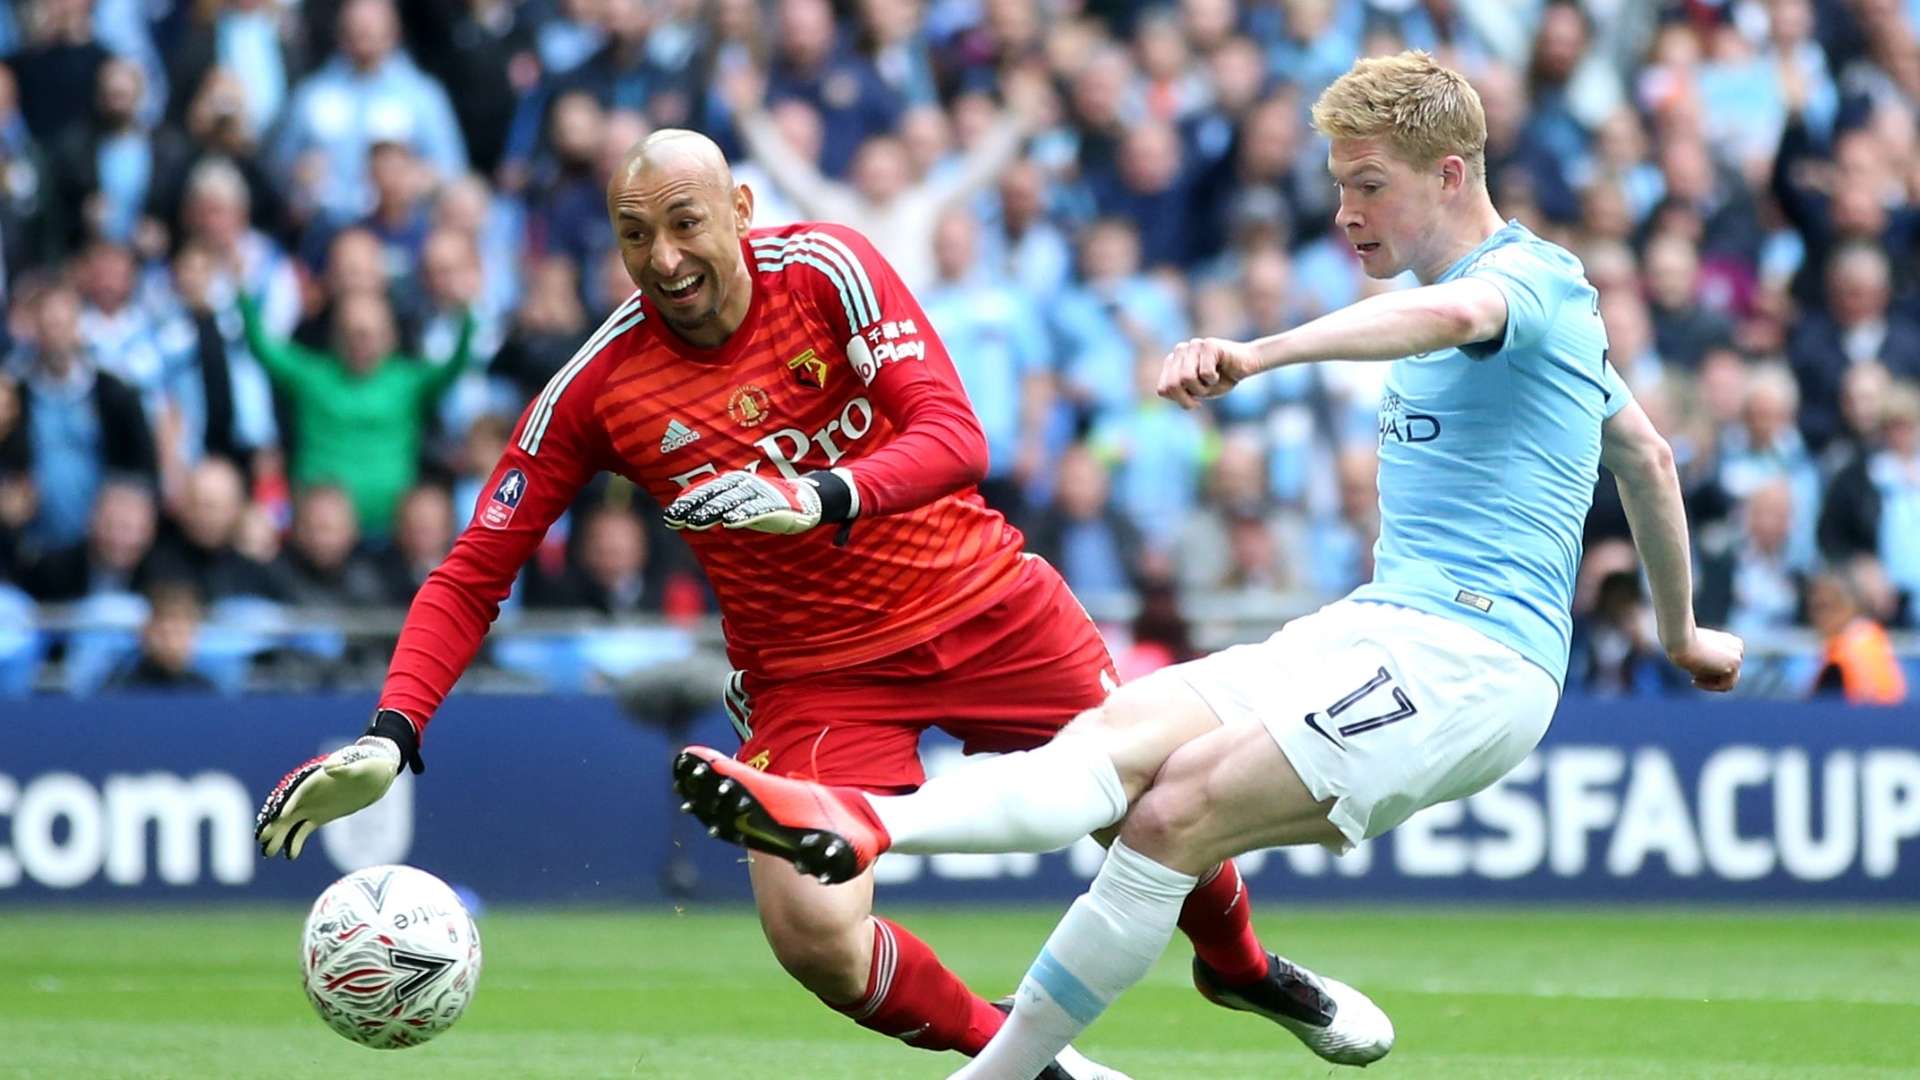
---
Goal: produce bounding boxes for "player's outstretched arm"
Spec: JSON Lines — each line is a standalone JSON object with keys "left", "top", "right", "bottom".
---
{"left": 1159, "top": 278, "right": 1510, "bottom": 406}
{"left": 256, "top": 346, "right": 610, "bottom": 858}
{"left": 1601, "top": 398, "right": 1744, "bottom": 692}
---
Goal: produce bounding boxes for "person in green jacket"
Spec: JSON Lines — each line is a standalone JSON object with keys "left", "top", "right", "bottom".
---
{"left": 239, "top": 291, "right": 473, "bottom": 536}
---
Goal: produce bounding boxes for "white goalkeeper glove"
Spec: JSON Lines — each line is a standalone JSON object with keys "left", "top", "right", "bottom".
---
{"left": 663, "top": 468, "right": 857, "bottom": 535}
{"left": 256, "top": 710, "right": 424, "bottom": 860}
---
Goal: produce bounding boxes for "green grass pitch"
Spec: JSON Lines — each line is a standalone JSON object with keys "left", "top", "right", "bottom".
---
{"left": 2, "top": 905, "right": 1917, "bottom": 1079}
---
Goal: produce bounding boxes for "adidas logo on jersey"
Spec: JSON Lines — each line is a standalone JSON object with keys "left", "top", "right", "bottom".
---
{"left": 661, "top": 419, "right": 701, "bottom": 453}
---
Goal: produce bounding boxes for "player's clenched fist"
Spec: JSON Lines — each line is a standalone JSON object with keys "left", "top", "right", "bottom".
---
{"left": 1666, "top": 627, "right": 1745, "bottom": 693}
{"left": 665, "top": 471, "right": 822, "bottom": 534}
{"left": 1158, "top": 337, "right": 1258, "bottom": 408}
{"left": 256, "top": 710, "right": 424, "bottom": 859}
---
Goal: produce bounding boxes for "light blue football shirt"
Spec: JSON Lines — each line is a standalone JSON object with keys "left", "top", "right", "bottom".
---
{"left": 1348, "top": 220, "right": 1629, "bottom": 688}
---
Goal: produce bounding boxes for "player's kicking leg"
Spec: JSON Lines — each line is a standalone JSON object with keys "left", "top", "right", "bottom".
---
{"left": 677, "top": 670, "right": 1329, "bottom": 1043}
{"left": 953, "top": 718, "right": 1394, "bottom": 1078}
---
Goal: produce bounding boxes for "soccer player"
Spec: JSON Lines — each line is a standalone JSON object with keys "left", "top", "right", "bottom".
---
{"left": 252, "top": 129, "right": 1287, "bottom": 1080}
{"left": 673, "top": 52, "right": 1747, "bottom": 1077}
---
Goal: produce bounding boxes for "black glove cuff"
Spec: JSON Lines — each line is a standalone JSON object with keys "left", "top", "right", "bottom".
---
{"left": 366, "top": 709, "right": 426, "bottom": 775}
{"left": 804, "top": 469, "right": 855, "bottom": 524}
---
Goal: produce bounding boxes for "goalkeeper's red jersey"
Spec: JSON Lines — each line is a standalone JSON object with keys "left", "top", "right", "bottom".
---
{"left": 381, "top": 222, "right": 1027, "bottom": 728}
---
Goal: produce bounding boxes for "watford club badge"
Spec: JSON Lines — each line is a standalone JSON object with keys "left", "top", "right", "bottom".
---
{"left": 787, "top": 348, "right": 828, "bottom": 390}
{"left": 728, "top": 384, "right": 771, "bottom": 427}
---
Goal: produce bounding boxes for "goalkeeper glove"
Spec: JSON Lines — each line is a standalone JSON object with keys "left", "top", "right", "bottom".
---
{"left": 663, "top": 468, "right": 856, "bottom": 535}
{"left": 255, "top": 709, "right": 424, "bottom": 860}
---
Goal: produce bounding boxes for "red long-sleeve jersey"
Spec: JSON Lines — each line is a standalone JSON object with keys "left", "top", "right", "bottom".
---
{"left": 381, "top": 223, "right": 1028, "bottom": 729}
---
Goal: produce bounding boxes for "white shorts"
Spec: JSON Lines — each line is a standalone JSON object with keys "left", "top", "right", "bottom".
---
{"left": 1173, "top": 599, "right": 1559, "bottom": 849}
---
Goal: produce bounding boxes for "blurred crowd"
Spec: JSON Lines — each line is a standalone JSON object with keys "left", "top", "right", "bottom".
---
{"left": 0, "top": 0, "right": 1914, "bottom": 702}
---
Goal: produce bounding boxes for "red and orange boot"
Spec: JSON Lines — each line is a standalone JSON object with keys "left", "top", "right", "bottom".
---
{"left": 672, "top": 746, "right": 891, "bottom": 883}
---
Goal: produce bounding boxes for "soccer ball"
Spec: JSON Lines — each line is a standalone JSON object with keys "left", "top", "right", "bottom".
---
{"left": 300, "top": 864, "right": 483, "bottom": 1049}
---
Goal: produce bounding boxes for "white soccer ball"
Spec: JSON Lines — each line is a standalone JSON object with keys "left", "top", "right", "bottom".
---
{"left": 300, "top": 864, "right": 483, "bottom": 1049}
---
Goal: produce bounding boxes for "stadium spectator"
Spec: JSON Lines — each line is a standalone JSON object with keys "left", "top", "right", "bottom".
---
{"left": 1568, "top": 559, "right": 1690, "bottom": 698}
{"left": 491, "top": 258, "right": 588, "bottom": 405}
{"left": 154, "top": 243, "right": 281, "bottom": 484}
{"left": 238, "top": 288, "right": 473, "bottom": 536}
{"left": 101, "top": 582, "right": 216, "bottom": 692}
{"left": 17, "top": 477, "right": 156, "bottom": 602}
{"left": 1815, "top": 359, "right": 1896, "bottom": 476}
{"left": 373, "top": 482, "right": 456, "bottom": 604}
{"left": 280, "top": 484, "right": 388, "bottom": 608}
{"left": 178, "top": 158, "right": 301, "bottom": 336}
{"left": 1086, "top": 119, "right": 1201, "bottom": 269}
{"left": 163, "top": 0, "right": 290, "bottom": 142}
{"left": 1713, "top": 362, "right": 1823, "bottom": 565}
{"left": 727, "top": 63, "right": 1042, "bottom": 289}
{"left": 763, "top": 0, "right": 901, "bottom": 177}
{"left": 294, "top": 227, "right": 389, "bottom": 349}
{"left": 10, "top": 0, "right": 111, "bottom": 144}
{"left": 74, "top": 241, "right": 168, "bottom": 406}
{"left": 151, "top": 68, "right": 293, "bottom": 244}
{"left": 1052, "top": 218, "right": 1189, "bottom": 423}
{"left": 1808, "top": 562, "right": 1909, "bottom": 704}
{"left": 858, "top": 0, "right": 939, "bottom": 107}
{"left": 1174, "top": 429, "right": 1301, "bottom": 595}
{"left": 562, "top": 0, "right": 705, "bottom": 128}
{"left": 350, "top": 141, "right": 435, "bottom": 288}
{"left": 920, "top": 208, "right": 1051, "bottom": 520}
{"left": 525, "top": 89, "right": 611, "bottom": 270}
{"left": 1090, "top": 346, "right": 1218, "bottom": 552}
{"left": 1695, "top": 479, "right": 1809, "bottom": 636}
{"left": 146, "top": 457, "right": 283, "bottom": 601}
{"left": 411, "top": 0, "right": 539, "bottom": 177}
{"left": 0, "top": 62, "right": 56, "bottom": 276}
{"left": 1786, "top": 242, "right": 1920, "bottom": 452}
{"left": 977, "top": 158, "right": 1073, "bottom": 302}
{"left": 1023, "top": 441, "right": 1146, "bottom": 603}
{"left": 10, "top": 282, "right": 156, "bottom": 550}
{"left": 1817, "top": 381, "right": 1920, "bottom": 614}
{"left": 1476, "top": 61, "right": 1574, "bottom": 232}
{"left": 1304, "top": 444, "right": 1380, "bottom": 598}
{"left": 531, "top": 505, "right": 655, "bottom": 615}
{"left": 1195, "top": 89, "right": 1329, "bottom": 262}
{"left": 432, "top": 173, "right": 528, "bottom": 317}
{"left": 46, "top": 58, "right": 190, "bottom": 255}
{"left": 1643, "top": 231, "right": 1734, "bottom": 372}
{"left": 271, "top": 0, "right": 468, "bottom": 222}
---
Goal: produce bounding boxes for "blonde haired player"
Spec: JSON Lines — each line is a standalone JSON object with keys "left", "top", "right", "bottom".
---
{"left": 677, "top": 51, "right": 1745, "bottom": 1075}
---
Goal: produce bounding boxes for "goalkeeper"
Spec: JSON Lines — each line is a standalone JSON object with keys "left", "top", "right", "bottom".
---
{"left": 255, "top": 130, "right": 1291, "bottom": 1080}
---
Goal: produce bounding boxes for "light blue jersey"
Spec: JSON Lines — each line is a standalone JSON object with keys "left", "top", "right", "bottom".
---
{"left": 1349, "top": 221, "right": 1629, "bottom": 688}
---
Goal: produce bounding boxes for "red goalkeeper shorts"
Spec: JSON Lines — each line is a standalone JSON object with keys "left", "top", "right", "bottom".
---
{"left": 728, "top": 554, "right": 1118, "bottom": 792}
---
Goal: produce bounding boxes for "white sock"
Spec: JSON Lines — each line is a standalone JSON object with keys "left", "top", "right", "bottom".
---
{"left": 949, "top": 841, "right": 1197, "bottom": 1079}
{"left": 870, "top": 735, "right": 1128, "bottom": 854}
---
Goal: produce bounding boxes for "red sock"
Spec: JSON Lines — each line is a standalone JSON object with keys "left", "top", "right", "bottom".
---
{"left": 1177, "top": 859, "right": 1270, "bottom": 986}
{"left": 827, "top": 917, "right": 1007, "bottom": 1055}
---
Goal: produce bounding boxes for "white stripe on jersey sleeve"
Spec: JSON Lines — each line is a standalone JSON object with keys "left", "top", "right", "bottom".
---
{"left": 752, "top": 233, "right": 879, "bottom": 330}
{"left": 519, "top": 293, "right": 645, "bottom": 455}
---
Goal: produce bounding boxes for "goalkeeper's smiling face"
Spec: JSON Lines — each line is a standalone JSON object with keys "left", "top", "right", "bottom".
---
{"left": 608, "top": 129, "right": 758, "bottom": 348}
